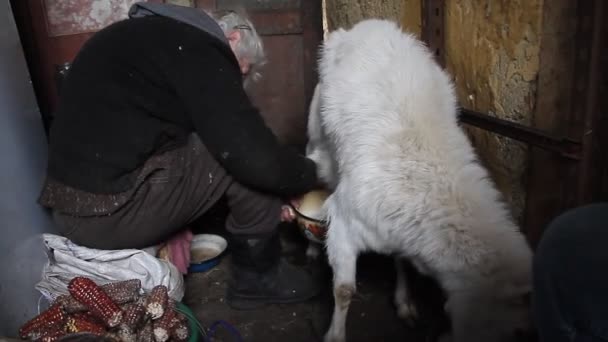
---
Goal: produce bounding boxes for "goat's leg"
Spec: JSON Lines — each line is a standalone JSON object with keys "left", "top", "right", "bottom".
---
{"left": 394, "top": 258, "right": 418, "bottom": 325}
{"left": 438, "top": 333, "right": 453, "bottom": 342}
{"left": 306, "top": 242, "right": 323, "bottom": 260}
{"left": 324, "top": 218, "right": 358, "bottom": 342}
{"left": 442, "top": 293, "right": 487, "bottom": 342}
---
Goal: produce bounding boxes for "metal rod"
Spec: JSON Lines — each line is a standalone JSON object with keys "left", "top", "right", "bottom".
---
{"left": 420, "top": 0, "right": 582, "bottom": 160}
{"left": 458, "top": 109, "right": 581, "bottom": 160}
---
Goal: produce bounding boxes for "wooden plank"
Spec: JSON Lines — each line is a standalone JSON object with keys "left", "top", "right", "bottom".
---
{"left": 194, "top": 0, "right": 215, "bottom": 10}
{"left": 574, "top": 0, "right": 606, "bottom": 204}
{"left": 300, "top": 0, "right": 323, "bottom": 148}
{"left": 592, "top": 8, "right": 608, "bottom": 200}
{"left": 249, "top": 10, "right": 302, "bottom": 36}
{"left": 523, "top": 0, "right": 587, "bottom": 246}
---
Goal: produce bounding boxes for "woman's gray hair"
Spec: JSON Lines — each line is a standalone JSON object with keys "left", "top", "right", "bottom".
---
{"left": 210, "top": 9, "right": 266, "bottom": 86}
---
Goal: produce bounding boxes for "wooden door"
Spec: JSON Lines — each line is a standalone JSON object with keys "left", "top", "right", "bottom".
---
{"left": 197, "top": 0, "right": 323, "bottom": 148}
{"left": 10, "top": 0, "right": 323, "bottom": 148}
{"left": 9, "top": 0, "right": 156, "bottom": 131}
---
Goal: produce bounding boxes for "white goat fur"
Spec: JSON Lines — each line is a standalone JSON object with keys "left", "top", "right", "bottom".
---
{"left": 306, "top": 19, "right": 533, "bottom": 342}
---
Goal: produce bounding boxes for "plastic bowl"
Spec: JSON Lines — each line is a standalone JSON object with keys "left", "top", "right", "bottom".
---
{"left": 176, "top": 302, "right": 200, "bottom": 342}
{"left": 188, "top": 234, "right": 227, "bottom": 273}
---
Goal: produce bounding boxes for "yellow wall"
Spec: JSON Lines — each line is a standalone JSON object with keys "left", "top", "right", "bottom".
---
{"left": 401, "top": 0, "right": 422, "bottom": 38}
{"left": 165, "top": 0, "right": 194, "bottom": 7}
{"left": 325, "top": 0, "right": 406, "bottom": 31}
{"left": 399, "top": 1, "right": 544, "bottom": 222}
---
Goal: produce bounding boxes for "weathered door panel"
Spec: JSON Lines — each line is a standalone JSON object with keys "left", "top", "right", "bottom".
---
{"left": 247, "top": 36, "right": 307, "bottom": 147}
{"left": 210, "top": 0, "right": 322, "bottom": 147}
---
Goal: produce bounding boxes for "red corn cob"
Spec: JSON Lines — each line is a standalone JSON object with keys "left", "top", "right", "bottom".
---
{"left": 38, "top": 328, "right": 67, "bottom": 342}
{"left": 152, "top": 301, "right": 177, "bottom": 342}
{"left": 58, "top": 279, "right": 141, "bottom": 313}
{"left": 64, "top": 312, "right": 107, "bottom": 335}
{"left": 68, "top": 277, "right": 123, "bottom": 328}
{"left": 19, "top": 303, "right": 67, "bottom": 340}
{"left": 145, "top": 285, "right": 168, "bottom": 320}
{"left": 72, "top": 312, "right": 107, "bottom": 326}
{"left": 137, "top": 321, "right": 154, "bottom": 342}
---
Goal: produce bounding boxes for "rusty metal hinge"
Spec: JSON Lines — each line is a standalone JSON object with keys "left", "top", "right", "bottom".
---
{"left": 421, "top": 0, "right": 445, "bottom": 67}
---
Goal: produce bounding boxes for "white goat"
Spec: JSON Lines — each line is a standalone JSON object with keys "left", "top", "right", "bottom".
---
{"left": 305, "top": 19, "right": 533, "bottom": 342}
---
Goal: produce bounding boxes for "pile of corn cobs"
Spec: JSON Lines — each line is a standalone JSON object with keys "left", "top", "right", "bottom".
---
{"left": 19, "top": 277, "right": 190, "bottom": 342}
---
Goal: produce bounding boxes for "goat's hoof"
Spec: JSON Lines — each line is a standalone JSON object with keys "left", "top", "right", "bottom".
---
{"left": 438, "top": 333, "right": 452, "bottom": 342}
{"left": 323, "top": 333, "right": 345, "bottom": 342}
{"left": 396, "top": 302, "right": 418, "bottom": 326}
{"left": 306, "top": 244, "right": 322, "bottom": 260}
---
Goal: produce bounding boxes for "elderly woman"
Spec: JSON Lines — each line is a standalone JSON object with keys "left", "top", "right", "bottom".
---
{"left": 38, "top": 3, "right": 321, "bottom": 309}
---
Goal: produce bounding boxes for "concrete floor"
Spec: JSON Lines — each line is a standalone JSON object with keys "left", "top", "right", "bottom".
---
{"left": 183, "top": 206, "right": 449, "bottom": 342}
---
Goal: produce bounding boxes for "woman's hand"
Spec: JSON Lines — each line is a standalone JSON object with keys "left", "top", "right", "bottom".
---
{"left": 280, "top": 198, "right": 302, "bottom": 222}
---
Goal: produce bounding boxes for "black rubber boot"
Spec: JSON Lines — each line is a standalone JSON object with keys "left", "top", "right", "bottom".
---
{"left": 226, "top": 232, "right": 321, "bottom": 310}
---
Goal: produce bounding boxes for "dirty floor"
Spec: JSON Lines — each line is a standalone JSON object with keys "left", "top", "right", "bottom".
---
{"left": 184, "top": 205, "right": 449, "bottom": 342}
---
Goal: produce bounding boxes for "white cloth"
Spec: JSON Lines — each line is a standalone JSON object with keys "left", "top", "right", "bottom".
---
{"left": 35, "top": 234, "right": 184, "bottom": 302}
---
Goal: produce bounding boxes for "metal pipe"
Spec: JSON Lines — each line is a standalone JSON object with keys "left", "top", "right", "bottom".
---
{"left": 458, "top": 109, "right": 582, "bottom": 160}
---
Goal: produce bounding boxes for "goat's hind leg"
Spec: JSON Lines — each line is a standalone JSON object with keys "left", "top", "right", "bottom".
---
{"left": 324, "top": 216, "right": 358, "bottom": 342}
{"left": 394, "top": 258, "right": 419, "bottom": 325}
{"left": 306, "top": 242, "right": 323, "bottom": 260}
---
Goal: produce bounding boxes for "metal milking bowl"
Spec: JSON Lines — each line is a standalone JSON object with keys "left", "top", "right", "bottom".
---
{"left": 287, "top": 190, "right": 330, "bottom": 244}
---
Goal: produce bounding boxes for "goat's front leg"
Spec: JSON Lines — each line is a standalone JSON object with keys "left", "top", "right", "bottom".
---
{"left": 324, "top": 217, "right": 358, "bottom": 342}
{"left": 306, "top": 242, "right": 323, "bottom": 260}
{"left": 394, "top": 258, "right": 418, "bottom": 325}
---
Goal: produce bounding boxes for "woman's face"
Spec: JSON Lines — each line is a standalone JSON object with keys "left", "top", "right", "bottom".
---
{"left": 227, "top": 30, "right": 251, "bottom": 77}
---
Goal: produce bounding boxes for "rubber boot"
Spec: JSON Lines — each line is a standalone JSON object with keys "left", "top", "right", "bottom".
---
{"left": 226, "top": 231, "right": 321, "bottom": 310}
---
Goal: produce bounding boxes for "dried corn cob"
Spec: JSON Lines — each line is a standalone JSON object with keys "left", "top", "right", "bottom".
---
{"left": 38, "top": 328, "right": 66, "bottom": 342}
{"left": 68, "top": 277, "right": 124, "bottom": 327}
{"left": 19, "top": 303, "right": 67, "bottom": 340}
{"left": 118, "top": 327, "right": 137, "bottom": 342}
{"left": 145, "top": 285, "right": 168, "bottom": 320}
{"left": 58, "top": 279, "right": 141, "bottom": 313}
{"left": 103, "top": 331, "right": 122, "bottom": 342}
{"left": 117, "top": 301, "right": 147, "bottom": 342}
{"left": 170, "top": 317, "right": 189, "bottom": 341}
{"left": 65, "top": 313, "right": 107, "bottom": 335}
{"left": 121, "top": 300, "right": 147, "bottom": 329}
{"left": 101, "top": 279, "right": 141, "bottom": 300}
{"left": 137, "top": 321, "right": 154, "bottom": 342}
{"left": 152, "top": 301, "right": 177, "bottom": 342}
{"left": 174, "top": 310, "right": 187, "bottom": 324}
